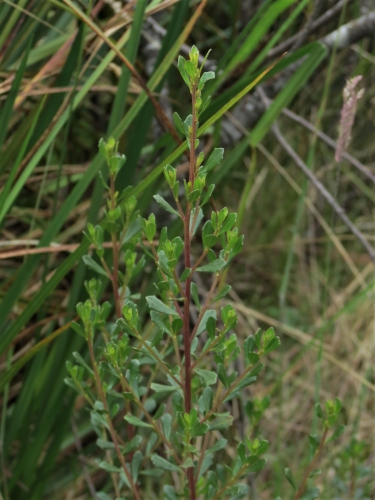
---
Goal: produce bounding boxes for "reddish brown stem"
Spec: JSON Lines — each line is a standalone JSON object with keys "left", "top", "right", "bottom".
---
{"left": 183, "top": 84, "right": 198, "bottom": 500}
{"left": 184, "top": 212, "right": 196, "bottom": 500}
{"left": 191, "top": 248, "right": 209, "bottom": 273}
{"left": 183, "top": 210, "right": 192, "bottom": 415}
{"left": 109, "top": 175, "right": 122, "bottom": 320}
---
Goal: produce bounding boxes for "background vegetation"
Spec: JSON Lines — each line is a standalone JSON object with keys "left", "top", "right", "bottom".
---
{"left": 0, "top": 0, "right": 374, "bottom": 498}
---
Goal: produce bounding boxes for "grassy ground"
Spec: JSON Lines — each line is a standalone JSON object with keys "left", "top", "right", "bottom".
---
{"left": 0, "top": 0, "right": 374, "bottom": 498}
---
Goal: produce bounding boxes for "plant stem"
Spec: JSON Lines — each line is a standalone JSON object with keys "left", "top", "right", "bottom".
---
{"left": 109, "top": 174, "right": 121, "bottom": 319}
{"left": 191, "top": 248, "right": 209, "bottom": 273}
{"left": 183, "top": 83, "right": 198, "bottom": 500}
{"left": 211, "top": 464, "right": 247, "bottom": 500}
{"left": 292, "top": 427, "right": 329, "bottom": 500}
{"left": 87, "top": 332, "right": 141, "bottom": 500}
{"left": 117, "top": 371, "right": 182, "bottom": 465}
{"left": 173, "top": 269, "right": 186, "bottom": 298}
{"left": 202, "top": 358, "right": 261, "bottom": 423}
{"left": 109, "top": 175, "right": 135, "bottom": 444}
{"left": 134, "top": 329, "right": 183, "bottom": 388}
{"left": 183, "top": 211, "right": 192, "bottom": 413}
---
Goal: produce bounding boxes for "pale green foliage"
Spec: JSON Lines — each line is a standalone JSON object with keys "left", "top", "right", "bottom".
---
{"left": 67, "top": 46, "right": 343, "bottom": 500}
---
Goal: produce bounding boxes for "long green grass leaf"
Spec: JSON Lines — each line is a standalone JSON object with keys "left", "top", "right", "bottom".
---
{"left": 0, "top": 39, "right": 30, "bottom": 154}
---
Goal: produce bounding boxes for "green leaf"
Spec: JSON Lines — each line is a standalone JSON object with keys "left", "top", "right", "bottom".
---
{"left": 299, "top": 487, "right": 320, "bottom": 500}
{"left": 82, "top": 255, "right": 109, "bottom": 278}
{"left": 195, "top": 368, "right": 217, "bottom": 386}
{"left": 185, "top": 59, "right": 197, "bottom": 80}
{"left": 199, "top": 95, "right": 211, "bottom": 117}
{"left": 180, "top": 457, "right": 195, "bottom": 469}
{"left": 327, "top": 424, "right": 345, "bottom": 443}
{"left": 153, "top": 404, "right": 166, "bottom": 421}
{"left": 70, "top": 321, "right": 86, "bottom": 339}
{"left": 206, "top": 316, "right": 216, "bottom": 339}
{"left": 234, "top": 374, "right": 258, "bottom": 392}
{"left": 146, "top": 296, "right": 180, "bottom": 317}
{"left": 309, "top": 469, "right": 322, "bottom": 477}
{"left": 207, "top": 438, "right": 227, "bottom": 453}
{"left": 0, "top": 39, "right": 31, "bottom": 155}
{"left": 285, "top": 467, "right": 296, "bottom": 490}
{"left": 198, "top": 71, "right": 215, "bottom": 90}
{"left": 218, "top": 212, "right": 237, "bottom": 234}
{"left": 309, "top": 434, "right": 320, "bottom": 454}
{"left": 97, "top": 493, "right": 112, "bottom": 500}
{"left": 196, "top": 309, "right": 217, "bottom": 337}
{"left": 315, "top": 403, "right": 324, "bottom": 419}
{"left": 153, "top": 194, "right": 180, "bottom": 216}
{"left": 201, "top": 183, "right": 215, "bottom": 206}
{"left": 198, "top": 452, "right": 214, "bottom": 479}
{"left": 177, "top": 56, "right": 190, "bottom": 88}
{"left": 198, "top": 386, "right": 213, "bottom": 415}
{"left": 202, "top": 233, "right": 218, "bottom": 249}
{"left": 232, "top": 455, "right": 243, "bottom": 477}
{"left": 213, "top": 284, "right": 231, "bottom": 302}
{"left": 191, "top": 282, "right": 200, "bottom": 310}
{"left": 208, "top": 412, "right": 234, "bottom": 431}
{"left": 263, "top": 337, "right": 281, "bottom": 354}
{"left": 246, "top": 456, "right": 267, "bottom": 473}
{"left": 124, "top": 414, "right": 153, "bottom": 428}
{"left": 201, "top": 148, "right": 224, "bottom": 173}
{"left": 72, "top": 352, "right": 93, "bottom": 375}
{"left": 151, "top": 454, "right": 180, "bottom": 472}
{"left": 180, "top": 267, "right": 191, "bottom": 281}
{"left": 96, "top": 438, "right": 115, "bottom": 450}
{"left": 191, "top": 422, "right": 209, "bottom": 437}
{"left": 217, "top": 363, "right": 229, "bottom": 388}
{"left": 173, "top": 111, "right": 186, "bottom": 136}
{"left": 131, "top": 451, "right": 142, "bottom": 484}
{"left": 99, "top": 461, "right": 121, "bottom": 473}
{"left": 196, "top": 258, "right": 226, "bottom": 273}
{"left": 163, "top": 486, "right": 179, "bottom": 500}
{"left": 161, "top": 413, "right": 172, "bottom": 440}
{"left": 151, "top": 383, "right": 178, "bottom": 393}
{"left": 244, "top": 336, "right": 257, "bottom": 364}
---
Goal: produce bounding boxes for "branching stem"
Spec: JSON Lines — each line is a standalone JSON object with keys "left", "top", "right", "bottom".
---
{"left": 87, "top": 331, "right": 140, "bottom": 500}
{"left": 292, "top": 427, "right": 329, "bottom": 500}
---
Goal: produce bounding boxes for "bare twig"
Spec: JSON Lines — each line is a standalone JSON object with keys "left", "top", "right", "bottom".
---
{"left": 268, "top": 0, "right": 355, "bottom": 59}
{"left": 322, "top": 10, "right": 375, "bottom": 50}
{"left": 260, "top": 92, "right": 375, "bottom": 265}
{"left": 289, "top": 0, "right": 325, "bottom": 53}
{"left": 280, "top": 107, "right": 375, "bottom": 184}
